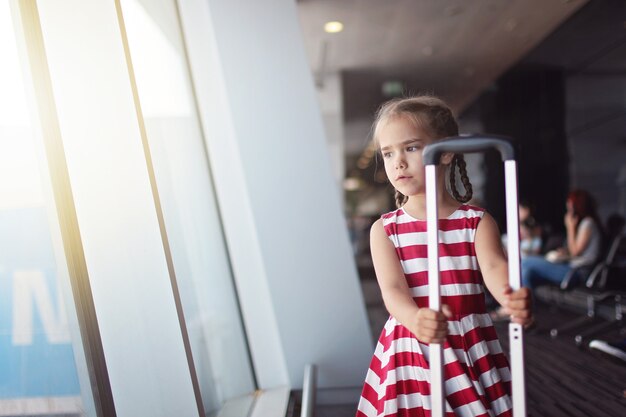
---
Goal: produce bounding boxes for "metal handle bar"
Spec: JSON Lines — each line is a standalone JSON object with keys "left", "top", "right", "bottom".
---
{"left": 422, "top": 135, "right": 515, "bottom": 165}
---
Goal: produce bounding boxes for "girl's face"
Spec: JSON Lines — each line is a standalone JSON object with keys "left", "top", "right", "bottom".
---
{"left": 378, "top": 116, "right": 447, "bottom": 197}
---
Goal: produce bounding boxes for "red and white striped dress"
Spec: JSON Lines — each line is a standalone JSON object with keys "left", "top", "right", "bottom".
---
{"left": 357, "top": 205, "right": 512, "bottom": 417}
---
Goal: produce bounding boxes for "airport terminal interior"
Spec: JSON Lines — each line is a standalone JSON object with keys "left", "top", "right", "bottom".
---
{"left": 1, "top": 0, "right": 625, "bottom": 416}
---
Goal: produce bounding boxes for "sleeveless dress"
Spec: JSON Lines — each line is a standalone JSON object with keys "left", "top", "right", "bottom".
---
{"left": 357, "top": 205, "right": 512, "bottom": 417}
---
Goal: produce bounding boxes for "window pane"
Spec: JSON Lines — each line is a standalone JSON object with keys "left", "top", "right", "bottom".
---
{"left": 0, "top": 3, "right": 94, "bottom": 415}
{"left": 120, "top": 0, "right": 256, "bottom": 413}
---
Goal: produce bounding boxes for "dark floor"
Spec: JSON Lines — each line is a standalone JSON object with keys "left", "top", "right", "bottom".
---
{"left": 315, "top": 276, "right": 626, "bottom": 417}
{"left": 495, "top": 302, "right": 626, "bottom": 417}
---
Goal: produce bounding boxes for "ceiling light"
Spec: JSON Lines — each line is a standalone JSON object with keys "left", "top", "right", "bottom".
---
{"left": 324, "top": 21, "right": 344, "bottom": 33}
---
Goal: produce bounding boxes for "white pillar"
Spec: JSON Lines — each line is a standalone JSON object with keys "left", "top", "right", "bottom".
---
{"left": 178, "top": 0, "right": 373, "bottom": 388}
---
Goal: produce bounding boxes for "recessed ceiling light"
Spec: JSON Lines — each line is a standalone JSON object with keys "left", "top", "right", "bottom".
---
{"left": 324, "top": 21, "right": 344, "bottom": 33}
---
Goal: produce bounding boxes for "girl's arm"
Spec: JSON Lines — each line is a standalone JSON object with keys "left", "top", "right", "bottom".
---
{"left": 475, "top": 212, "right": 532, "bottom": 326}
{"left": 565, "top": 215, "right": 593, "bottom": 257}
{"left": 370, "top": 219, "right": 449, "bottom": 343}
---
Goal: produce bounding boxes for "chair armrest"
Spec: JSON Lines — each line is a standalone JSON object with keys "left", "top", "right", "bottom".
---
{"left": 560, "top": 266, "right": 580, "bottom": 290}
{"left": 586, "top": 262, "right": 607, "bottom": 288}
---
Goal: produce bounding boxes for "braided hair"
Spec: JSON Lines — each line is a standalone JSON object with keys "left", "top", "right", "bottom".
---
{"left": 449, "top": 154, "right": 473, "bottom": 203}
{"left": 394, "top": 189, "right": 409, "bottom": 208}
{"left": 372, "top": 95, "right": 473, "bottom": 208}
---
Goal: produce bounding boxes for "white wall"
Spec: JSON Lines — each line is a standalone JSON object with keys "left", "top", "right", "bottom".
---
{"left": 178, "top": 0, "right": 373, "bottom": 389}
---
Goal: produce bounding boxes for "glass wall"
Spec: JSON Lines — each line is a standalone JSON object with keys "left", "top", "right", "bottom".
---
{"left": 3, "top": 0, "right": 257, "bottom": 414}
{"left": 119, "top": 0, "right": 255, "bottom": 413}
{"left": 0, "top": 1, "right": 94, "bottom": 415}
{"left": 2, "top": 0, "right": 357, "bottom": 412}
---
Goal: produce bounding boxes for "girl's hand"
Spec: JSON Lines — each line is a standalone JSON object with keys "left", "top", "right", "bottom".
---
{"left": 410, "top": 305, "right": 452, "bottom": 344}
{"left": 500, "top": 286, "right": 533, "bottom": 328}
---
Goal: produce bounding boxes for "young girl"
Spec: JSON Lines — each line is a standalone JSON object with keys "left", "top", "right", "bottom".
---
{"left": 356, "top": 96, "right": 532, "bottom": 417}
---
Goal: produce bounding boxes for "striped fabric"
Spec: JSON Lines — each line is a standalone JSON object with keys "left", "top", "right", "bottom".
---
{"left": 357, "top": 205, "right": 512, "bottom": 417}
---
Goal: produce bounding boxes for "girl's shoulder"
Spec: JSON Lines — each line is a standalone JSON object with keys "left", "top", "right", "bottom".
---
{"left": 380, "top": 204, "right": 486, "bottom": 222}
{"left": 379, "top": 207, "right": 413, "bottom": 240}
{"left": 381, "top": 207, "right": 404, "bottom": 221}
{"left": 447, "top": 204, "right": 486, "bottom": 221}
{"left": 459, "top": 204, "right": 487, "bottom": 213}
{"left": 380, "top": 208, "right": 406, "bottom": 233}
{"left": 380, "top": 204, "right": 486, "bottom": 231}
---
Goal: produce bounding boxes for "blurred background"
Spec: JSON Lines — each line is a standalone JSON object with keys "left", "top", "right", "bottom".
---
{"left": 1, "top": 0, "right": 625, "bottom": 416}
{"left": 298, "top": 0, "right": 625, "bottom": 249}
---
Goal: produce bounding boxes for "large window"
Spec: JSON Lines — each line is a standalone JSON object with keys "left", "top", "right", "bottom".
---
{"left": 119, "top": 0, "right": 255, "bottom": 412}
{"left": 0, "top": 2, "right": 94, "bottom": 415}
{"left": 2, "top": 0, "right": 257, "bottom": 415}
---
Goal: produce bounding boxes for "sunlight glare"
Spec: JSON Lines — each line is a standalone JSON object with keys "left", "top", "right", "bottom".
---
{"left": 122, "top": 0, "right": 192, "bottom": 118}
{"left": 0, "top": 2, "right": 45, "bottom": 209}
{"left": 0, "top": 1, "right": 29, "bottom": 127}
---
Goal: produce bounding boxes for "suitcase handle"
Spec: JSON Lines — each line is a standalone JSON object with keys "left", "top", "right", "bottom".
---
{"left": 424, "top": 133, "right": 526, "bottom": 417}
{"left": 422, "top": 135, "right": 514, "bottom": 165}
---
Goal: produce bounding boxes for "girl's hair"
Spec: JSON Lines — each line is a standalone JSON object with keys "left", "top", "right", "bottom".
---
{"left": 372, "top": 95, "right": 472, "bottom": 208}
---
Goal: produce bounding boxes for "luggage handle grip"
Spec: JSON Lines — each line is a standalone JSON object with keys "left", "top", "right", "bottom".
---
{"left": 423, "top": 135, "right": 514, "bottom": 165}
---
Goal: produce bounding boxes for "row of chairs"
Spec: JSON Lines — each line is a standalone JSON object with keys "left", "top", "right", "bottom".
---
{"left": 548, "top": 232, "right": 626, "bottom": 346}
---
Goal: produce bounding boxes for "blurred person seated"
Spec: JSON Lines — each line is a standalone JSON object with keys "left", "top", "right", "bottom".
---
{"left": 501, "top": 200, "right": 542, "bottom": 258}
{"left": 523, "top": 189, "right": 603, "bottom": 289}
{"left": 492, "top": 190, "right": 603, "bottom": 321}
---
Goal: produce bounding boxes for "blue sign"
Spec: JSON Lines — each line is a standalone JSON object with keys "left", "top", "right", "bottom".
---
{"left": 0, "top": 207, "right": 80, "bottom": 398}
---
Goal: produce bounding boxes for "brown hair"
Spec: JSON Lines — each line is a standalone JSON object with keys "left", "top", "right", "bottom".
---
{"left": 372, "top": 95, "right": 473, "bottom": 207}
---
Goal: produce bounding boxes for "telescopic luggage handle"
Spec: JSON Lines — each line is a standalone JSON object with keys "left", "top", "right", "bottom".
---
{"left": 423, "top": 135, "right": 526, "bottom": 417}
{"left": 422, "top": 134, "right": 515, "bottom": 164}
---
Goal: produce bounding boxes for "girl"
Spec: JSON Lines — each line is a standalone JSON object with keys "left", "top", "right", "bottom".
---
{"left": 521, "top": 189, "right": 603, "bottom": 291}
{"left": 356, "top": 96, "right": 532, "bottom": 417}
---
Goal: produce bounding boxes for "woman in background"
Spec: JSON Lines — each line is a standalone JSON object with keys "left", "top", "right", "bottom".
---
{"left": 521, "top": 189, "right": 603, "bottom": 291}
